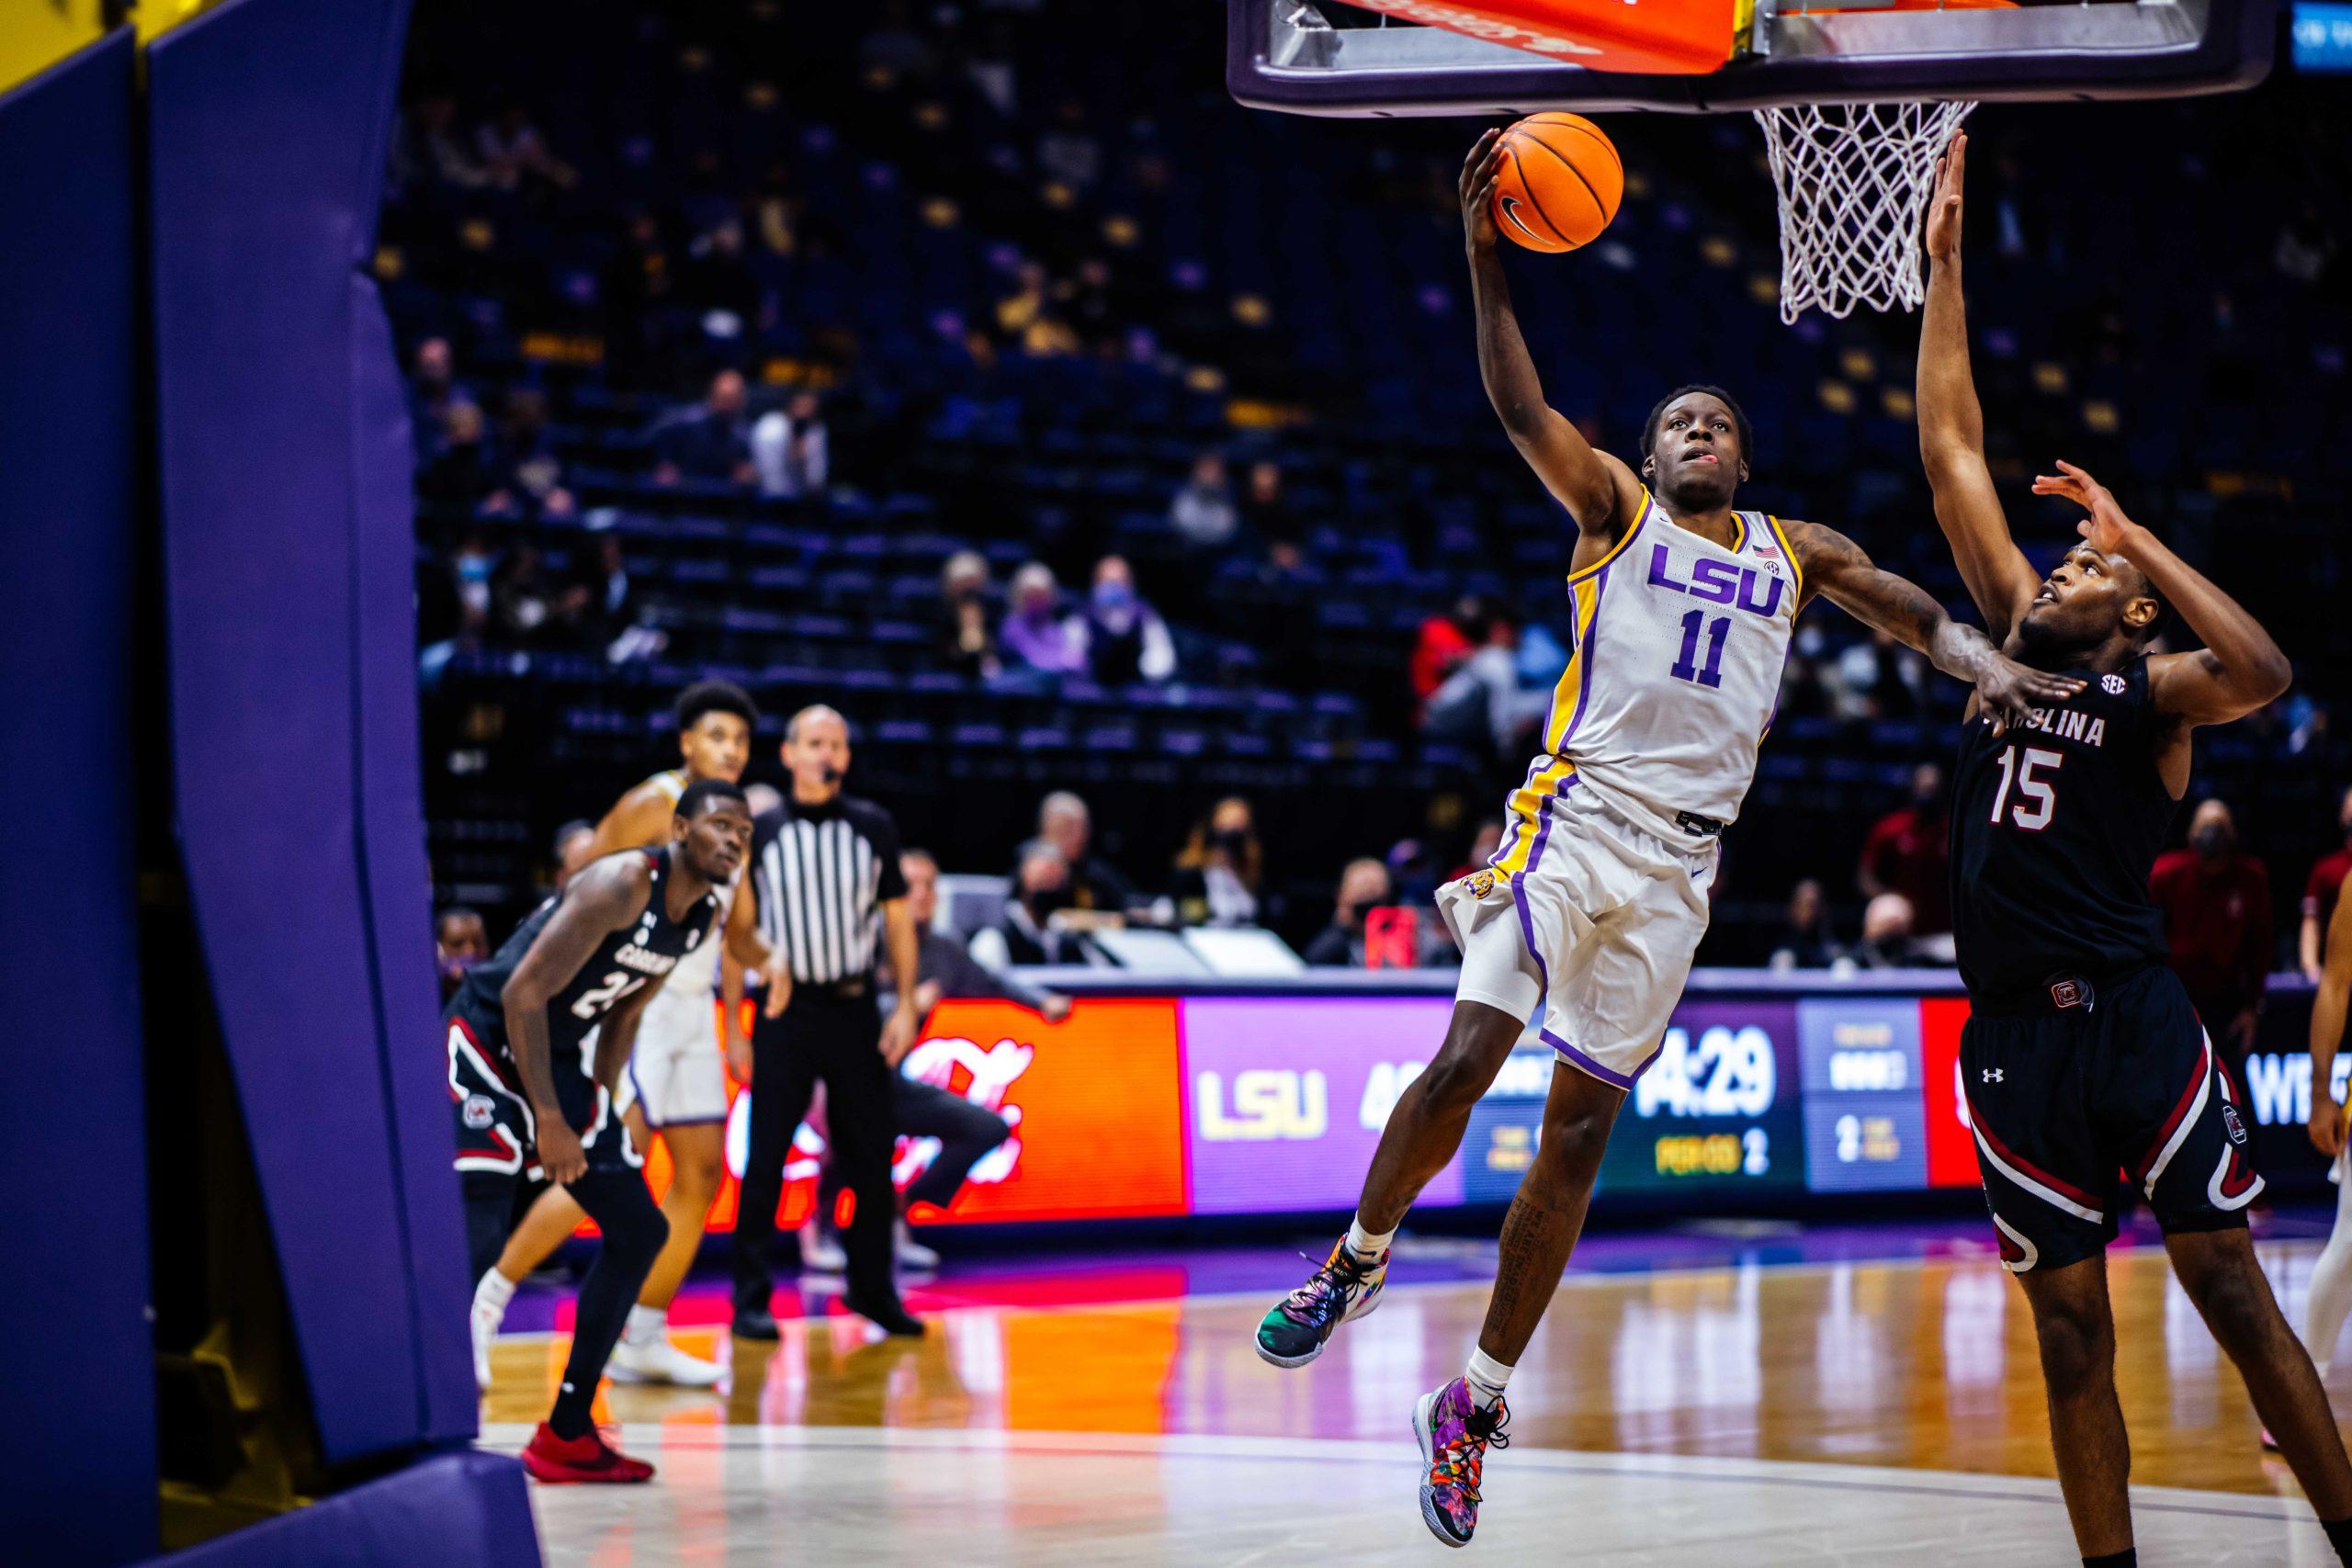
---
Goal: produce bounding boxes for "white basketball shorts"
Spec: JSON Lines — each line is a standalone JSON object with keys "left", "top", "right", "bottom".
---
{"left": 609, "top": 979, "right": 731, "bottom": 1128}
{"left": 1437, "top": 779, "right": 1717, "bottom": 1089}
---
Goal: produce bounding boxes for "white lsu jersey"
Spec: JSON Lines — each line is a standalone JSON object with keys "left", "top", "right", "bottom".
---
{"left": 1492, "top": 488, "right": 1800, "bottom": 872}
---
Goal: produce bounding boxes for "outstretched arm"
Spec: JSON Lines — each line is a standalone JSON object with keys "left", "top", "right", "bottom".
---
{"left": 1462, "top": 129, "right": 1644, "bottom": 555}
{"left": 1917, "top": 134, "right": 2041, "bottom": 642}
{"left": 1784, "top": 520, "right": 2085, "bottom": 729}
{"left": 2032, "top": 461, "right": 2291, "bottom": 726}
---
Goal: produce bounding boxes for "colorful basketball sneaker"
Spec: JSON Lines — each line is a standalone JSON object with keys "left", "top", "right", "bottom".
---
{"left": 520, "top": 1420, "right": 656, "bottom": 1484}
{"left": 1254, "top": 1238, "right": 1387, "bottom": 1368}
{"left": 1415, "top": 1377, "right": 1510, "bottom": 1549}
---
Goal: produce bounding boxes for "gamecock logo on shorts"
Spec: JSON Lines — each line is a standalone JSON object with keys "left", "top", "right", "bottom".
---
{"left": 461, "top": 1094, "right": 496, "bottom": 1131}
{"left": 2222, "top": 1102, "right": 2248, "bottom": 1145}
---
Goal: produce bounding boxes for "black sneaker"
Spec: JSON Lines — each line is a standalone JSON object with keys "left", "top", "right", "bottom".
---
{"left": 844, "top": 1289, "right": 926, "bottom": 1337}
{"left": 731, "top": 1303, "right": 780, "bottom": 1342}
{"left": 1254, "top": 1238, "right": 1388, "bottom": 1368}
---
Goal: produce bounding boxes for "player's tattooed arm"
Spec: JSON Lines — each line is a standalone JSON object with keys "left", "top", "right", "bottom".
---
{"left": 500, "top": 853, "right": 652, "bottom": 1183}
{"left": 1783, "top": 519, "right": 2084, "bottom": 730}
{"left": 1460, "top": 129, "right": 1644, "bottom": 542}
{"left": 1916, "top": 132, "right": 2041, "bottom": 642}
{"left": 2034, "top": 461, "right": 2291, "bottom": 727}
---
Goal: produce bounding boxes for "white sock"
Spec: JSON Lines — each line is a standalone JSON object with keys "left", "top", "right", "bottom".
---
{"left": 1464, "top": 1346, "right": 1513, "bottom": 1409}
{"left": 473, "top": 1269, "right": 516, "bottom": 1318}
{"left": 1345, "top": 1216, "right": 1396, "bottom": 1261}
{"left": 624, "top": 1303, "right": 666, "bottom": 1346}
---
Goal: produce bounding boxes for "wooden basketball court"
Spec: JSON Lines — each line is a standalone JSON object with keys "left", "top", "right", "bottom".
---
{"left": 481, "top": 1233, "right": 2347, "bottom": 1563}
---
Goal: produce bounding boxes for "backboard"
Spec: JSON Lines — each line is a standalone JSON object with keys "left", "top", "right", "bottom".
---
{"left": 1228, "top": 0, "right": 2278, "bottom": 115}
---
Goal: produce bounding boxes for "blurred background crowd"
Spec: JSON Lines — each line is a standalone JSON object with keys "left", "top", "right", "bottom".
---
{"left": 393, "top": 0, "right": 2352, "bottom": 987}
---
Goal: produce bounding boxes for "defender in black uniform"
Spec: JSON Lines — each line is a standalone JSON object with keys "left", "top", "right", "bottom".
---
{"left": 1922, "top": 139, "right": 2352, "bottom": 1568}
{"left": 445, "top": 777, "right": 790, "bottom": 1484}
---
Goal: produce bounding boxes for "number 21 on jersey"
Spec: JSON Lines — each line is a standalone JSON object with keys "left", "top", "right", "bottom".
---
{"left": 1988, "top": 745, "right": 2063, "bottom": 831}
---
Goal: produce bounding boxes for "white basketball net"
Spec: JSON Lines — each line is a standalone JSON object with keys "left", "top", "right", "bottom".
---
{"left": 1753, "top": 100, "right": 1973, "bottom": 323}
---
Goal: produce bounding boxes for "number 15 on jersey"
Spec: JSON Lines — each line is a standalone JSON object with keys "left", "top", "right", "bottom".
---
{"left": 1988, "top": 745, "right": 2064, "bottom": 831}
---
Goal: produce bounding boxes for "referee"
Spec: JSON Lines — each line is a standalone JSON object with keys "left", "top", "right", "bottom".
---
{"left": 729, "top": 704, "right": 925, "bottom": 1338}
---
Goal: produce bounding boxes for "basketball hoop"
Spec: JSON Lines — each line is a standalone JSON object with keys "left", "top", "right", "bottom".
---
{"left": 1752, "top": 100, "right": 1972, "bottom": 323}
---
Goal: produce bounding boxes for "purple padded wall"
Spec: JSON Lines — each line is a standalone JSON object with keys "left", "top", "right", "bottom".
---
{"left": 146, "top": 0, "right": 476, "bottom": 1464}
{"left": 144, "top": 1451, "right": 539, "bottom": 1568}
{"left": 0, "top": 29, "right": 159, "bottom": 1566}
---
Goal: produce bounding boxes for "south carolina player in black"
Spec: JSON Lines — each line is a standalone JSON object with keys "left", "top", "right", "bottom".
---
{"left": 446, "top": 778, "right": 789, "bottom": 1483}
{"left": 1922, "top": 138, "right": 2352, "bottom": 1568}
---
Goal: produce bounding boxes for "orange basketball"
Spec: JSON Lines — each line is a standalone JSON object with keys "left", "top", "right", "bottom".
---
{"left": 1490, "top": 112, "right": 1623, "bottom": 254}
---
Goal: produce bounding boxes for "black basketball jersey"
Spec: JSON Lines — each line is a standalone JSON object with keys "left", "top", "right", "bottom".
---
{"left": 446, "top": 846, "right": 725, "bottom": 1058}
{"left": 1949, "top": 656, "right": 2177, "bottom": 1000}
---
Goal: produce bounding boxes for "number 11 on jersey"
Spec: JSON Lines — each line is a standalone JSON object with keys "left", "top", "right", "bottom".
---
{"left": 1671, "top": 610, "right": 1729, "bottom": 689}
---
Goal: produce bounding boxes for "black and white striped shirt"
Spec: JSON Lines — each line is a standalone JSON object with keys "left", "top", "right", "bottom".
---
{"left": 748, "top": 792, "right": 908, "bottom": 985}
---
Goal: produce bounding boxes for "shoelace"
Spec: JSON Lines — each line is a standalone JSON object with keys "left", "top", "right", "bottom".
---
{"left": 1277, "top": 1249, "right": 1376, "bottom": 1327}
{"left": 1430, "top": 1399, "right": 1511, "bottom": 1505}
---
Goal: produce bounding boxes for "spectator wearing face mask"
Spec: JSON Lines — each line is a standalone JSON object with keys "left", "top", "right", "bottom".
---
{"left": 752, "top": 389, "right": 829, "bottom": 499}
{"left": 969, "top": 843, "right": 1084, "bottom": 967}
{"left": 1001, "top": 563, "right": 1086, "bottom": 677}
{"left": 1170, "top": 797, "right": 1263, "bottom": 929}
{"left": 937, "top": 550, "right": 1001, "bottom": 680}
{"left": 1020, "top": 791, "right": 1144, "bottom": 920}
{"left": 1859, "top": 762, "right": 1952, "bottom": 935}
{"left": 1769, "top": 878, "right": 1847, "bottom": 971}
{"left": 2302, "top": 785, "right": 2352, "bottom": 981}
{"left": 436, "top": 907, "right": 489, "bottom": 1002}
{"left": 1852, "top": 892, "right": 1924, "bottom": 970}
{"left": 1452, "top": 819, "right": 1505, "bottom": 883}
{"left": 1169, "top": 452, "right": 1239, "bottom": 550}
{"left": 1078, "top": 556, "right": 1176, "bottom": 686}
{"left": 1306, "top": 860, "right": 1387, "bottom": 966}
{"left": 2150, "top": 798, "right": 2274, "bottom": 1065}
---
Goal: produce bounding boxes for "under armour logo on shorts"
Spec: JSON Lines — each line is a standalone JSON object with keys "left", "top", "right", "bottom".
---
{"left": 1982, "top": 1067, "right": 2005, "bottom": 1084}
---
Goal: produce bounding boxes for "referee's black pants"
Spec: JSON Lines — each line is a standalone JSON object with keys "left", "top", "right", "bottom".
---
{"left": 733, "top": 988, "right": 901, "bottom": 1312}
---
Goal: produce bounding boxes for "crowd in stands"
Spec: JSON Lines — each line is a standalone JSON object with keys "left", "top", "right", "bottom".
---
{"left": 394, "top": 0, "right": 2352, "bottom": 972}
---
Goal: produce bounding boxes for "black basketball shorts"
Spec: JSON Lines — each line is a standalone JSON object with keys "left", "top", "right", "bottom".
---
{"left": 1961, "top": 964, "right": 2261, "bottom": 1275}
{"left": 446, "top": 1016, "right": 639, "bottom": 1181}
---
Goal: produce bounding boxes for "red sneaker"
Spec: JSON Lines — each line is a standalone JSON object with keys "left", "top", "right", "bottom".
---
{"left": 521, "top": 1420, "right": 655, "bottom": 1483}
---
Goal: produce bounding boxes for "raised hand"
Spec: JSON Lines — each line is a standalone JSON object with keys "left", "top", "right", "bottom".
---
{"left": 1975, "top": 651, "right": 2086, "bottom": 735}
{"left": 1460, "top": 128, "right": 1504, "bottom": 251}
{"left": 2031, "top": 459, "right": 2132, "bottom": 555}
{"left": 1924, "top": 131, "right": 1965, "bottom": 263}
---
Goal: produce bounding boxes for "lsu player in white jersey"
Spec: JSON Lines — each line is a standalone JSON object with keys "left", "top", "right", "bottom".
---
{"left": 1254, "top": 130, "right": 2078, "bottom": 1549}
{"left": 468, "top": 681, "right": 758, "bottom": 1391}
